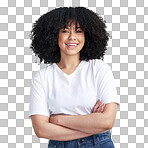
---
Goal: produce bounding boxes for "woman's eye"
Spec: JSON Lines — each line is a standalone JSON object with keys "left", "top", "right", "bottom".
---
{"left": 61, "top": 30, "right": 69, "bottom": 33}
{"left": 76, "top": 30, "right": 82, "bottom": 33}
{"left": 60, "top": 29, "right": 83, "bottom": 33}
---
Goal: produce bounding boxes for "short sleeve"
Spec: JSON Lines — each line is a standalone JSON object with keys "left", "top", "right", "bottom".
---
{"left": 96, "top": 63, "right": 119, "bottom": 105}
{"left": 29, "top": 71, "right": 50, "bottom": 118}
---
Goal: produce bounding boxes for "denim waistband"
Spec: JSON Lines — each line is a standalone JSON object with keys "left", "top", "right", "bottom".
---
{"left": 49, "top": 130, "right": 111, "bottom": 146}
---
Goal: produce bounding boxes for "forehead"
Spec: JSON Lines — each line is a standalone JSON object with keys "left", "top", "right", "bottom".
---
{"left": 63, "top": 20, "right": 81, "bottom": 29}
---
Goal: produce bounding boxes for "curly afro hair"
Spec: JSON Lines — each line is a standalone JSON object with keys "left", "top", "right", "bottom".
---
{"left": 30, "top": 7, "right": 110, "bottom": 64}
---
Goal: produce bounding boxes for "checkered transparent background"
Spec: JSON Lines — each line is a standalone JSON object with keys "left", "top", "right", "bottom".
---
{"left": 0, "top": 0, "right": 148, "bottom": 147}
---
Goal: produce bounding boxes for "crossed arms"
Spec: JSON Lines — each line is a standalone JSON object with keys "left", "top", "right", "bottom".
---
{"left": 31, "top": 100, "right": 118, "bottom": 141}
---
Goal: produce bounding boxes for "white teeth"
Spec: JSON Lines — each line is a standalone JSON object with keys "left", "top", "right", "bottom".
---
{"left": 66, "top": 44, "right": 77, "bottom": 46}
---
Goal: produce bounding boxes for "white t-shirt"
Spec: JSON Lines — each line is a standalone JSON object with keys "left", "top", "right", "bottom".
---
{"left": 29, "top": 59, "right": 119, "bottom": 117}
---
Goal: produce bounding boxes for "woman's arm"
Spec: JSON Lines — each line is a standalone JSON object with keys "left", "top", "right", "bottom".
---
{"left": 31, "top": 115, "right": 93, "bottom": 141}
{"left": 49, "top": 103, "right": 118, "bottom": 135}
{"left": 31, "top": 99, "right": 106, "bottom": 141}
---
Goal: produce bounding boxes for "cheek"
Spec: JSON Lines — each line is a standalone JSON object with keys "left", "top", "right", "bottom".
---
{"left": 58, "top": 36, "right": 64, "bottom": 47}
{"left": 80, "top": 33, "right": 85, "bottom": 41}
{"left": 79, "top": 35, "right": 85, "bottom": 45}
{"left": 58, "top": 34, "right": 67, "bottom": 43}
{"left": 83, "top": 36, "right": 85, "bottom": 44}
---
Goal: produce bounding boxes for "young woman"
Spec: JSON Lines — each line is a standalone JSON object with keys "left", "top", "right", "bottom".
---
{"left": 29, "top": 7, "right": 119, "bottom": 148}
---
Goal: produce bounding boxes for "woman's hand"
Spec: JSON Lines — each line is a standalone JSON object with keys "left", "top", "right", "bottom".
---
{"left": 49, "top": 114, "right": 59, "bottom": 124}
{"left": 92, "top": 100, "right": 105, "bottom": 113}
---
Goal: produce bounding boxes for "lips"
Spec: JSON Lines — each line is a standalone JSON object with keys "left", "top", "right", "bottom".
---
{"left": 65, "top": 43, "right": 78, "bottom": 46}
{"left": 65, "top": 43, "right": 79, "bottom": 48}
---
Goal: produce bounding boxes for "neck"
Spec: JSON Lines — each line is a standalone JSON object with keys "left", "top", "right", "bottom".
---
{"left": 57, "top": 56, "right": 81, "bottom": 69}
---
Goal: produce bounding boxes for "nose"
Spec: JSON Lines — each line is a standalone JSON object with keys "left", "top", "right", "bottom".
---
{"left": 68, "top": 31, "right": 76, "bottom": 40}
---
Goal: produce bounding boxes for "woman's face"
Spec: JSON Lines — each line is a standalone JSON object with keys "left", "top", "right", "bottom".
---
{"left": 58, "top": 22, "right": 85, "bottom": 58}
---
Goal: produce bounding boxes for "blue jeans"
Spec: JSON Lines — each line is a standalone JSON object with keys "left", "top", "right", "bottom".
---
{"left": 48, "top": 130, "right": 114, "bottom": 148}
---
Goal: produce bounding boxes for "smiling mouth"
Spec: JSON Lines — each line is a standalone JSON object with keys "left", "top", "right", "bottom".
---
{"left": 65, "top": 43, "right": 79, "bottom": 48}
{"left": 65, "top": 43, "right": 78, "bottom": 46}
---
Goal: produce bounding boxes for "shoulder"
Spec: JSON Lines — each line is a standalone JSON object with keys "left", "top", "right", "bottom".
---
{"left": 32, "top": 64, "right": 54, "bottom": 81}
{"left": 87, "top": 59, "right": 111, "bottom": 71}
{"left": 84, "top": 59, "right": 113, "bottom": 80}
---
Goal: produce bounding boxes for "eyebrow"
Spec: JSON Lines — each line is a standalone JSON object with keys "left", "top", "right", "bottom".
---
{"left": 64, "top": 27, "right": 81, "bottom": 29}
